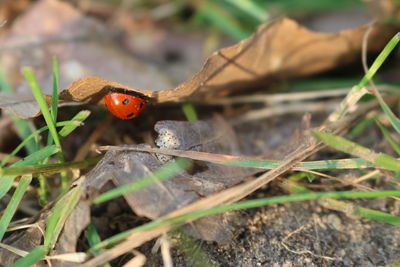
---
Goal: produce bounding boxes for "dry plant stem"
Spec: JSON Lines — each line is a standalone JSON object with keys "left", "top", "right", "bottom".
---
{"left": 160, "top": 235, "right": 173, "bottom": 267}
{"left": 231, "top": 100, "right": 339, "bottom": 124}
{"left": 0, "top": 243, "right": 28, "bottom": 257}
{"left": 121, "top": 250, "right": 146, "bottom": 267}
{"left": 201, "top": 88, "right": 351, "bottom": 105}
{"left": 85, "top": 95, "right": 399, "bottom": 266}
{"left": 353, "top": 170, "right": 381, "bottom": 184}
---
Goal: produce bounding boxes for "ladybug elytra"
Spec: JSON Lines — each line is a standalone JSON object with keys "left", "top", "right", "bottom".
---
{"left": 104, "top": 93, "right": 148, "bottom": 119}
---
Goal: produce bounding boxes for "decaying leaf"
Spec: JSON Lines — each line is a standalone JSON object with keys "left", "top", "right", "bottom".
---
{"left": 58, "top": 18, "right": 394, "bottom": 104}
{"left": 82, "top": 116, "right": 250, "bottom": 243}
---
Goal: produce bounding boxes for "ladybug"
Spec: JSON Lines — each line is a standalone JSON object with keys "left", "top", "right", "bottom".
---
{"left": 104, "top": 92, "right": 148, "bottom": 119}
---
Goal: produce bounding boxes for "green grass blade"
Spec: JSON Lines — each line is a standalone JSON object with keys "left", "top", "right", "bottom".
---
{"left": 225, "top": 0, "right": 266, "bottom": 22}
{"left": 376, "top": 121, "right": 400, "bottom": 155}
{"left": 377, "top": 96, "right": 400, "bottom": 134}
{"left": 93, "top": 158, "right": 192, "bottom": 204}
{"left": 139, "top": 191, "right": 400, "bottom": 229}
{"left": 0, "top": 145, "right": 59, "bottom": 199}
{"left": 45, "top": 57, "right": 60, "bottom": 147}
{"left": 2, "top": 144, "right": 58, "bottom": 169}
{"left": 352, "top": 206, "right": 400, "bottom": 225}
{"left": 182, "top": 102, "right": 198, "bottom": 121}
{"left": 348, "top": 116, "right": 377, "bottom": 138}
{"left": 0, "top": 175, "right": 32, "bottom": 241}
{"left": 89, "top": 190, "right": 400, "bottom": 252}
{"left": 44, "top": 185, "right": 82, "bottom": 249}
{"left": 11, "top": 118, "right": 39, "bottom": 155}
{"left": 58, "top": 110, "right": 91, "bottom": 137}
{"left": 226, "top": 157, "right": 373, "bottom": 170}
{"left": 11, "top": 245, "right": 48, "bottom": 267}
{"left": 286, "top": 180, "right": 400, "bottom": 226}
{"left": 85, "top": 223, "right": 102, "bottom": 249}
{"left": 313, "top": 131, "right": 400, "bottom": 172}
{"left": 51, "top": 57, "right": 59, "bottom": 123}
{"left": 22, "top": 68, "right": 69, "bottom": 190}
{"left": 357, "top": 33, "right": 400, "bottom": 90}
{"left": 84, "top": 223, "right": 112, "bottom": 266}
{"left": 0, "top": 156, "right": 100, "bottom": 176}
{"left": 22, "top": 68, "right": 62, "bottom": 152}
{"left": 14, "top": 145, "right": 60, "bottom": 166}
{"left": 198, "top": 2, "right": 250, "bottom": 40}
{"left": 0, "top": 121, "right": 77, "bottom": 167}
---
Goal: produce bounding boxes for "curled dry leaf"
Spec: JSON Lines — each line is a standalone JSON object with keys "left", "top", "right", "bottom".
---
{"left": 58, "top": 18, "right": 393, "bottom": 105}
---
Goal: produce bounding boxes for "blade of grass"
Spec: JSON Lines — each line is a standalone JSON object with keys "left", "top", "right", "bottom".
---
{"left": 22, "top": 68, "right": 68, "bottom": 190}
{"left": 85, "top": 223, "right": 103, "bottom": 250}
{"left": 376, "top": 121, "right": 400, "bottom": 155}
{"left": 181, "top": 102, "right": 198, "bottom": 121}
{"left": 17, "top": 187, "right": 84, "bottom": 266}
{"left": 198, "top": 1, "right": 250, "bottom": 40}
{"left": 327, "top": 33, "right": 400, "bottom": 124}
{"left": 0, "top": 156, "right": 100, "bottom": 176}
{"left": 84, "top": 223, "right": 112, "bottom": 267}
{"left": 105, "top": 145, "right": 375, "bottom": 170}
{"left": 285, "top": 180, "right": 400, "bottom": 226}
{"left": 45, "top": 58, "right": 60, "bottom": 147}
{"left": 0, "top": 145, "right": 59, "bottom": 199}
{"left": 225, "top": 0, "right": 267, "bottom": 22}
{"left": 0, "top": 175, "right": 32, "bottom": 241}
{"left": 376, "top": 95, "right": 400, "bottom": 133}
{"left": 22, "top": 68, "right": 61, "bottom": 150}
{"left": 89, "top": 189, "right": 400, "bottom": 253}
{"left": 93, "top": 158, "right": 192, "bottom": 204}
{"left": 325, "top": 198, "right": 400, "bottom": 226}
{"left": 0, "top": 121, "right": 79, "bottom": 167}
{"left": 11, "top": 245, "right": 48, "bottom": 267}
{"left": 58, "top": 110, "right": 90, "bottom": 137}
{"left": 348, "top": 115, "right": 377, "bottom": 138}
{"left": 357, "top": 33, "right": 400, "bottom": 90}
{"left": 51, "top": 57, "right": 59, "bottom": 124}
{"left": 44, "top": 184, "right": 82, "bottom": 249}
{"left": 313, "top": 130, "right": 400, "bottom": 172}
{"left": 227, "top": 157, "right": 373, "bottom": 170}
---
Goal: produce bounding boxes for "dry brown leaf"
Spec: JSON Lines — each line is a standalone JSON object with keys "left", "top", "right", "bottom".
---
{"left": 57, "top": 18, "right": 394, "bottom": 105}
{"left": 82, "top": 116, "right": 249, "bottom": 243}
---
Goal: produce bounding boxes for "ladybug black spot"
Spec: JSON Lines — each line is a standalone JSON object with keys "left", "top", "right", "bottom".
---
{"left": 140, "top": 103, "right": 143, "bottom": 108}
{"left": 123, "top": 98, "right": 129, "bottom": 105}
{"left": 127, "top": 113, "right": 135, "bottom": 117}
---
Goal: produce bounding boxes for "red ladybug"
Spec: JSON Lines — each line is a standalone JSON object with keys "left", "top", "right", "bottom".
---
{"left": 104, "top": 93, "right": 148, "bottom": 119}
